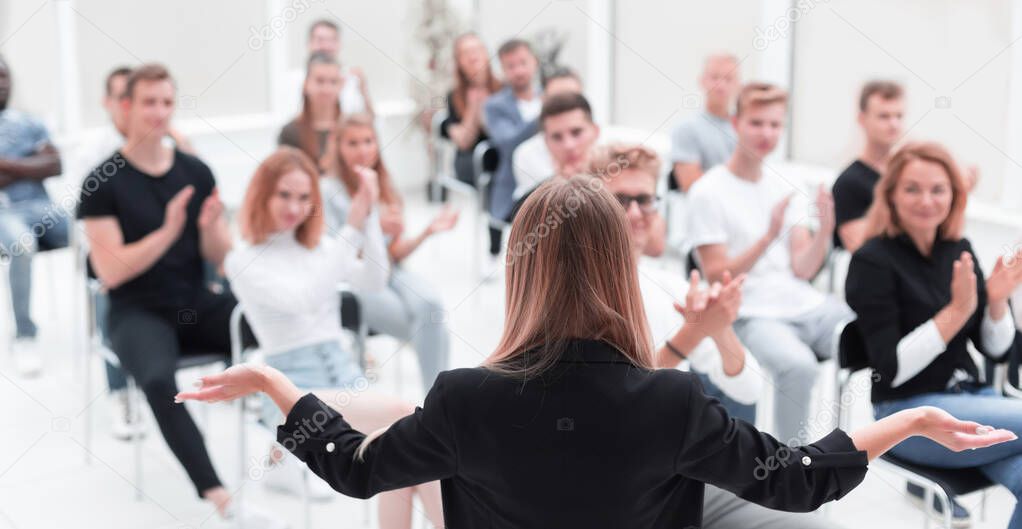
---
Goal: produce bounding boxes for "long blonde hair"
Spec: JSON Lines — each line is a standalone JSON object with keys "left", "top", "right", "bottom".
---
{"left": 325, "top": 113, "right": 402, "bottom": 207}
{"left": 486, "top": 176, "right": 654, "bottom": 377}
{"left": 355, "top": 176, "right": 654, "bottom": 460}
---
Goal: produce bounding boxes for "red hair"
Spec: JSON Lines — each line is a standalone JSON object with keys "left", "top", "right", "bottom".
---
{"left": 867, "top": 141, "right": 967, "bottom": 241}
{"left": 239, "top": 147, "right": 324, "bottom": 249}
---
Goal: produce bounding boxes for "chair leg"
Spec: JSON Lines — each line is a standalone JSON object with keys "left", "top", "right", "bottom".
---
{"left": 302, "top": 469, "right": 312, "bottom": 529}
{"left": 980, "top": 489, "right": 987, "bottom": 522}
{"left": 237, "top": 398, "right": 246, "bottom": 529}
{"left": 128, "top": 376, "right": 144, "bottom": 501}
{"left": 83, "top": 343, "right": 93, "bottom": 465}
{"left": 933, "top": 487, "right": 953, "bottom": 529}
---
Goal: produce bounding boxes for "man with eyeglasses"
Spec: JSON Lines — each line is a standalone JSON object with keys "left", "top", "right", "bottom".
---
{"left": 596, "top": 145, "right": 841, "bottom": 529}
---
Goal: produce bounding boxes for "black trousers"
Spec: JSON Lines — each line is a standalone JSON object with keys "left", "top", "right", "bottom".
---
{"left": 107, "top": 288, "right": 235, "bottom": 496}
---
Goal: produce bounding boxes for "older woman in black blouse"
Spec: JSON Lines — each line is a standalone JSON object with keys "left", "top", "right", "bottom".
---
{"left": 179, "top": 177, "right": 1013, "bottom": 528}
{"left": 846, "top": 141, "right": 1022, "bottom": 528}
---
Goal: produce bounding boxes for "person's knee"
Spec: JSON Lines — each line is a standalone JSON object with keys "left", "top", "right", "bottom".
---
{"left": 412, "top": 296, "right": 446, "bottom": 326}
{"left": 137, "top": 373, "right": 178, "bottom": 400}
{"left": 777, "top": 357, "right": 820, "bottom": 386}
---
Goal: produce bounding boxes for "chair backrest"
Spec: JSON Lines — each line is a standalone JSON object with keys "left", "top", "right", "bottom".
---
{"left": 838, "top": 320, "right": 870, "bottom": 372}
{"left": 340, "top": 289, "right": 362, "bottom": 333}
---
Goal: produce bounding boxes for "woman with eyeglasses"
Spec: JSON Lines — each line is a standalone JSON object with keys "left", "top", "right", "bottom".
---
{"left": 179, "top": 174, "right": 1013, "bottom": 529}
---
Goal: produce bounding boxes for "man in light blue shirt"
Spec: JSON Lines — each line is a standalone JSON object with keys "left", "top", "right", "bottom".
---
{"left": 0, "top": 56, "right": 69, "bottom": 376}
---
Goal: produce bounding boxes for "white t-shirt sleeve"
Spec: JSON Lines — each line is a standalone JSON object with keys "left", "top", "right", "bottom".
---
{"left": 686, "top": 338, "right": 763, "bottom": 405}
{"left": 981, "top": 305, "right": 1015, "bottom": 359}
{"left": 892, "top": 319, "right": 947, "bottom": 387}
{"left": 685, "top": 180, "right": 729, "bottom": 248}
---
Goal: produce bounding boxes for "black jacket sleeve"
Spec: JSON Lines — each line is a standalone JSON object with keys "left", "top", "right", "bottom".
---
{"left": 675, "top": 376, "right": 868, "bottom": 512}
{"left": 845, "top": 246, "right": 904, "bottom": 385}
{"left": 277, "top": 372, "right": 458, "bottom": 499}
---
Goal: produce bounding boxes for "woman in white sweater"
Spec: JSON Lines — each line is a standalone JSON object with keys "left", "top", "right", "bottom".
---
{"left": 225, "top": 147, "right": 443, "bottom": 528}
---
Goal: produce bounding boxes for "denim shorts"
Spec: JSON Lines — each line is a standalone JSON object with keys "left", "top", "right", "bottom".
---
{"left": 260, "top": 340, "right": 364, "bottom": 427}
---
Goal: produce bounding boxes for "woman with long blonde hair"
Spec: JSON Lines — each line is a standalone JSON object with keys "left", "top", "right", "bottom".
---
{"left": 181, "top": 176, "right": 1014, "bottom": 528}
{"left": 320, "top": 113, "right": 459, "bottom": 392}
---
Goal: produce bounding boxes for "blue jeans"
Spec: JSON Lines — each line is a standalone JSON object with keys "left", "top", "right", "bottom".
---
{"left": 260, "top": 340, "right": 365, "bottom": 427}
{"left": 875, "top": 385, "right": 1022, "bottom": 529}
{"left": 359, "top": 267, "right": 449, "bottom": 391}
{"left": 0, "top": 197, "right": 70, "bottom": 338}
{"left": 734, "top": 297, "right": 854, "bottom": 443}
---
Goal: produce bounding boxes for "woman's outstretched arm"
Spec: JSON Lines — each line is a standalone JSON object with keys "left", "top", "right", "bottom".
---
{"left": 176, "top": 364, "right": 457, "bottom": 498}
{"left": 848, "top": 406, "right": 1014, "bottom": 460}
{"left": 674, "top": 373, "right": 1015, "bottom": 513}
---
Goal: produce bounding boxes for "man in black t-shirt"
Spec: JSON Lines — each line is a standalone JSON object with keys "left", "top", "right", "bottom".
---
{"left": 76, "top": 64, "right": 244, "bottom": 520}
{"left": 832, "top": 81, "right": 904, "bottom": 252}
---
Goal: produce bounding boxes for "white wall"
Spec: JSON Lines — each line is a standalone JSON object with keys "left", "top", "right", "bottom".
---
{"left": 1, "top": 0, "right": 1018, "bottom": 209}
{"left": 791, "top": 0, "right": 1016, "bottom": 205}
{"left": 612, "top": 0, "right": 766, "bottom": 134}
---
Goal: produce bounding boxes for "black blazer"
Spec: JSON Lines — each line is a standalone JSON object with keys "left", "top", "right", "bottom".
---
{"left": 278, "top": 339, "right": 868, "bottom": 528}
{"left": 846, "top": 235, "right": 1016, "bottom": 403}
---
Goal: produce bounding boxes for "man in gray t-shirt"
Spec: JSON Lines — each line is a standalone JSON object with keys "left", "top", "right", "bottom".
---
{"left": 669, "top": 54, "right": 741, "bottom": 192}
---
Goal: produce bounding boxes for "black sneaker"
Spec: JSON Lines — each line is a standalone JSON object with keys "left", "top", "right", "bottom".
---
{"left": 906, "top": 482, "right": 971, "bottom": 528}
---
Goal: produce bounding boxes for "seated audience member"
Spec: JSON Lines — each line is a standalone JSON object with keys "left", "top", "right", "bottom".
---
{"left": 846, "top": 141, "right": 1022, "bottom": 528}
{"left": 321, "top": 113, "right": 458, "bottom": 392}
{"left": 75, "top": 66, "right": 202, "bottom": 440}
{"left": 0, "top": 55, "right": 69, "bottom": 377}
{"left": 832, "top": 81, "right": 904, "bottom": 252}
{"left": 76, "top": 64, "right": 275, "bottom": 525}
{"left": 834, "top": 81, "right": 979, "bottom": 253}
{"left": 440, "top": 32, "right": 502, "bottom": 185}
{"left": 687, "top": 82, "right": 853, "bottom": 444}
{"left": 279, "top": 52, "right": 343, "bottom": 170}
{"left": 226, "top": 147, "right": 443, "bottom": 526}
{"left": 508, "top": 91, "right": 598, "bottom": 222}
{"left": 307, "top": 19, "right": 373, "bottom": 118}
{"left": 179, "top": 176, "right": 1013, "bottom": 529}
{"left": 669, "top": 53, "right": 741, "bottom": 193}
{"left": 482, "top": 38, "right": 540, "bottom": 265}
{"left": 599, "top": 141, "right": 844, "bottom": 529}
{"left": 599, "top": 144, "right": 759, "bottom": 424}
{"left": 511, "top": 68, "right": 584, "bottom": 202}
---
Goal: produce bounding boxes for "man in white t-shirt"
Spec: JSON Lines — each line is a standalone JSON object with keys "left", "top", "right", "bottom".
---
{"left": 511, "top": 68, "right": 584, "bottom": 200}
{"left": 687, "top": 83, "right": 853, "bottom": 444}
{"left": 597, "top": 145, "right": 841, "bottom": 529}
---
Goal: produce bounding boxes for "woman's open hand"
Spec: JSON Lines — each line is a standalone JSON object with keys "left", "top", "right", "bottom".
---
{"left": 175, "top": 363, "right": 272, "bottom": 404}
{"left": 914, "top": 406, "right": 1017, "bottom": 452}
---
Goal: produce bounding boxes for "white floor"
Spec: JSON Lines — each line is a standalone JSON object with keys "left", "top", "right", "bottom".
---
{"left": 0, "top": 190, "right": 1015, "bottom": 529}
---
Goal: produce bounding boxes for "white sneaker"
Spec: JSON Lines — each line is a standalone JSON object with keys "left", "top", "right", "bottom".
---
{"left": 13, "top": 337, "right": 41, "bottom": 377}
{"left": 223, "top": 503, "right": 290, "bottom": 529}
{"left": 262, "top": 452, "right": 336, "bottom": 501}
{"left": 109, "top": 389, "right": 146, "bottom": 441}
